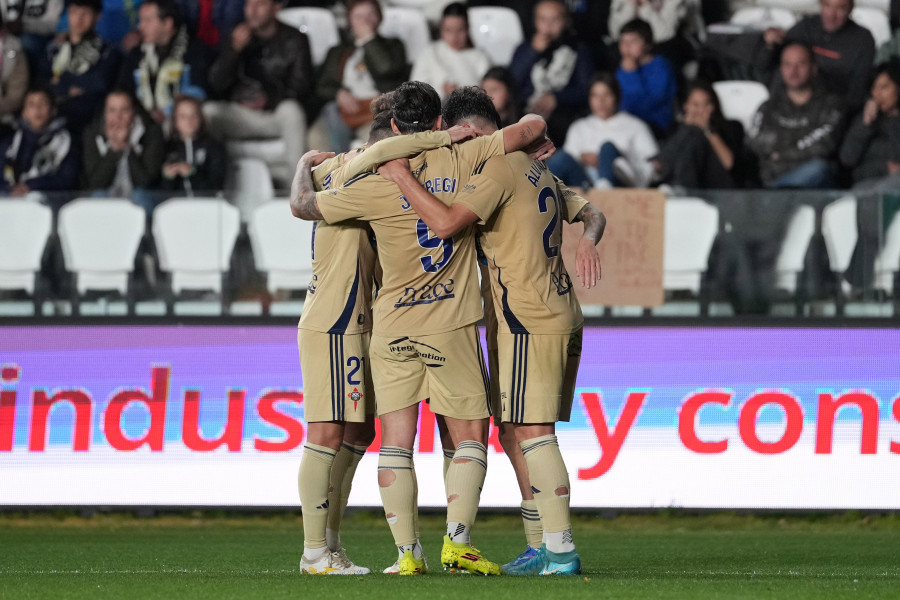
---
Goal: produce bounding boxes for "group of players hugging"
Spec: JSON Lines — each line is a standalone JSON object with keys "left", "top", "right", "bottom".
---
{"left": 289, "top": 79, "right": 606, "bottom": 576}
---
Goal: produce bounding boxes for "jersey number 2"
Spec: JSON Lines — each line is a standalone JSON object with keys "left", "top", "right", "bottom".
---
{"left": 537, "top": 186, "right": 561, "bottom": 258}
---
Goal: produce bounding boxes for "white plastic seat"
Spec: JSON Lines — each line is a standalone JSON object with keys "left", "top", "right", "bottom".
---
{"left": 385, "top": 0, "right": 453, "bottom": 23}
{"left": 153, "top": 198, "right": 241, "bottom": 296}
{"left": 755, "top": 0, "right": 818, "bottom": 14}
{"left": 663, "top": 198, "right": 719, "bottom": 294}
{"left": 729, "top": 6, "right": 798, "bottom": 30}
{"left": 874, "top": 211, "right": 900, "bottom": 295}
{"left": 249, "top": 199, "right": 315, "bottom": 295}
{"left": 713, "top": 80, "right": 770, "bottom": 132}
{"left": 851, "top": 6, "right": 891, "bottom": 47}
{"left": 379, "top": 6, "right": 431, "bottom": 63}
{"left": 821, "top": 196, "right": 858, "bottom": 276}
{"left": 225, "top": 158, "right": 275, "bottom": 222}
{"left": 0, "top": 199, "right": 52, "bottom": 295}
{"left": 57, "top": 198, "right": 146, "bottom": 298}
{"left": 276, "top": 7, "right": 340, "bottom": 67}
{"left": 774, "top": 204, "right": 816, "bottom": 294}
{"left": 468, "top": 6, "right": 525, "bottom": 67}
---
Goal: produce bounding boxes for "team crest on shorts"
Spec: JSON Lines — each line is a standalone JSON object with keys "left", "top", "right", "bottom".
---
{"left": 348, "top": 388, "right": 363, "bottom": 411}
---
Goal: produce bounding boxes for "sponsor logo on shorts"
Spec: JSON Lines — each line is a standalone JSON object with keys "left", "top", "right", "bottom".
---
{"left": 387, "top": 337, "right": 447, "bottom": 367}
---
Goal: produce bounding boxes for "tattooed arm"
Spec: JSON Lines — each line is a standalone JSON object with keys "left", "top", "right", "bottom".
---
{"left": 572, "top": 201, "right": 606, "bottom": 289}
{"left": 502, "top": 114, "right": 552, "bottom": 157}
{"left": 289, "top": 150, "right": 332, "bottom": 221}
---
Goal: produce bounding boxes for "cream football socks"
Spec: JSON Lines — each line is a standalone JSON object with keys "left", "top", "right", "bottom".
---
{"left": 520, "top": 434, "right": 575, "bottom": 554}
{"left": 325, "top": 442, "right": 367, "bottom": 551}
{"left": 444, "top": 440, "right": 488, "bottom": 544}
{"left": 298, "top": 442, "right": 338, "bottom": 557}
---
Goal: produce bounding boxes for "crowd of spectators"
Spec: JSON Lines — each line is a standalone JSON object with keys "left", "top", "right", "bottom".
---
{"left": 2, "top": 0, "right": 900, "bottom": 308}
{"left": 0, "top": 0, "right": 897, "bottom": 203}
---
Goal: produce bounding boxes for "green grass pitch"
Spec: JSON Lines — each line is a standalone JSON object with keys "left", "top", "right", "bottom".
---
{"left": 1, "top": 512, "right": 898, "bottom": 599}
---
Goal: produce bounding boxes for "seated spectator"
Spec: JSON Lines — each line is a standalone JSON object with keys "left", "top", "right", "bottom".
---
{"left": 48, "top": 0, "right": 120, "bottom": 134}
{"left": 0, "top": 17, "right": 29, "bottom": 131}
{"left": 176, "top": 0, "right": 244, "bottom": 50}
{"left": 653, "top": 80, "right": 745, "bottom": 189}
{"left": 409, "top": 3, "right": 490, "bottom": 103}
{"left": 839, "top": 61, "right": 900, "bottom": 289}
{"left": 82, "top": 90, "right": 165, "bottom": 212}
{"left": 760, "top": 0, "right": 875, "bottom": 113}
{"left": 608, "top": 0, "right": 695, "bottom": 74}
{"left": 616, "top": 18, "right": 677, "bottom": 138}
{"left": 0, "top": 87, "right": 78, "bottom": 197}
{"left": 508, "top": 0, "right": 593, "bottom": 146}
{"left": 748, "top": 43, "right": 843, "bottom": 188}
{"left": 161, "top": 95, "right": 226, "bottom": 195}
{"left": 205, "top": 0, "right": 313, "bottom": 179}
{"left": 2, "top": 0, "right": 64, "bottom": 77}
{"left": 308, "top": 0, "right": 406, "bottom": 153}
{"left": 480, "top": 66, "right": 522, "bottom": 127}
{"left": 118, "top": 0, "right": 208, "bottom": 126}
{"left": 548, "top": 71, "right": 658, "bottom": 189}
{"left": 748, "top": 43, "right": 845, "bottom": 189}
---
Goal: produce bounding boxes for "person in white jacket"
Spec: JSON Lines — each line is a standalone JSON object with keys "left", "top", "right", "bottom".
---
{"left": 409, "top": 2, "right": 491, "bottom": 103}
{"left": 547, "top": 71, "right": 658, "bottom": 188}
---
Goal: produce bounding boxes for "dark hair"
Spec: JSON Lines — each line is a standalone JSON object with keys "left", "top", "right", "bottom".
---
{"left": 347, "top": 0, "right": 382, "bottom": 22}
{"left": 171, "top": 95, "right": 206, "bottom": 138}
{"left": 392, "top": 81, "right": 442, "bottom": 134}
{"left": 142, "top": 0, "right": 181, "bottom": 26}
{"left": 370, "top": 91, "right": 394, "bottom": 117}
{"left": 589, "top": 72, "right": 621, "bottom": 109}
{"left": 779, "top": 41, "right": 815, "bottom": 64}
{"left": 533, "top": 0, "right": 569, "bottom": 22}
{"left": 682, "top": 79, "right": 726, "bottom": 131}
{"left": 441, "top": 2, "right": 472, "bottom": 48}
{"left": 69, "top": 0, "right": 102, "bottom": 13}
{"left": 367, "top": 91, "right": 395, "bottom": 143}
{"left": 106, "top": 89, "right": 137, "bottom": 110}
{"left": 480, "top": 66, "right": 521, "bottom": 125}
{"left": 873, "top": 59, "right": 900, "bottom": 91}
{"left": 442, "top": 86, "right": 502, "bottom": 130}
{"left": 24, "top": 86, "right": 56, "bottom": 110}
{"left": 620, "top": 18, "right": 653, "bottom": 46}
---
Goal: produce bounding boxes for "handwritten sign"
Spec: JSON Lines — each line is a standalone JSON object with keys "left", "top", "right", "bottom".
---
{"left": 561, "top": 189, "right": 665, "bottom": 307}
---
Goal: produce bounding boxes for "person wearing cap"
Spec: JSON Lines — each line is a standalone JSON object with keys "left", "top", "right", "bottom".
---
{"left": 47, "top": 0, "right": 121, "bottom": 133}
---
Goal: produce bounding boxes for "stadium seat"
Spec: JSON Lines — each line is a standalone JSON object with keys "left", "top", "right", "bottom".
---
{"left": 821, "top": 195, "right": 858, "bottom": 312}
{"left": 0, "top": 199, "right": 52, "bottom": 314}
{"left": 58, "top": 198, "right": 146, "bottom": 314}
{"left": 712, "top": 80, "right": 770, "bottom": 132}
{"left": 153, "top": 198, "right": 241, "bottom": 313}
{"left": 656, "top": 198, "right": 719, "bottom": 315}
{"left": 385, "top": 0, "right": 453, "bottom": 23}
{"left": 248, "top": 199, "right": 315, "bottom": 311}
{"left": 468, "top": 6, "right": 525, "bottom": 67}
{"left": 225, "top": 158, "right": 275, "bottom": 222}
{"left": 774, "top": 204, "right": 816, "bottom": 312}
{"left": 874, "top": 210, "right": 900, "bottom": 296}
{"left": 276, "top": 7, "right": 340, "bottom": 67}
{"left": 729, "top": 6, "right": 798, "bottom": 30}
{"left": 755, "top": 0, "right": 818, "bottom": 14}
{"left": 856, "top": 0, "right": 889, "bottom": 10}
{"left": 851, "top": 6, "right": 892, "bottom": 47}
{"left": 379, "top": 6, "right": 432, "bottom": 63}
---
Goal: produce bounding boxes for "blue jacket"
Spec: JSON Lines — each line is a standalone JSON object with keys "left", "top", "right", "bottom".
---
{"left": 617, "top": 55, "right": 677, "bottom": 134}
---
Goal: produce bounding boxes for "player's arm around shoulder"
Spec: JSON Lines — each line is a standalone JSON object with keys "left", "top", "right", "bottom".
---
{"left": 502, "top": 114, "right": 555, "bottom": 159}
{"left": 378, "top": 157, "right": 478, "bottom": 240}
{"left": 562, "top": 178, "right": 606, "bottom": 289}
{"left": 290, "top": 150, "right": 334, "bottom": 221}
{"left": 341, "top": 127, "right": 474, "bottom": 178}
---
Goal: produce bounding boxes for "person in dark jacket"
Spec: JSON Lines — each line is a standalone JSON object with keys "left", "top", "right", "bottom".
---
{"left": 758, "top": 0, "right": 875, "bottom": 113}
{"left": 203, "top": 0, "right": 313, "bottom": 179}
{"left": 0, "top": 88, "right": 79, "bottom": 196}
{"left": 840, "top": 60, "right": 900, "bottom": 289}
{"left": 160, "top": 95, "right": 226, "bottom": 194}
{"left": 308, "top": 0, "right": 407, "bottom": 153}
{"left": 747, "top": 43, "right": 845, "bottom": 188}
{"left": 653, "top": 80, "right": 745, "bottom": 189}
{"left": 117, "top": 0, "right": 209, "bottom": 125}
{"left": 82, "top": 90, "right": 165, "bottom": 212}
{"left": 47, "top": 0, "right": 121, "bottom": 134}
{"left": 508, "top": 0, "right": 593, "bottom": 146}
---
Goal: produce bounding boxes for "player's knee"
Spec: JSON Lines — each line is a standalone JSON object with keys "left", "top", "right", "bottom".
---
{"left": 555, "top": 486, "right": 569, "bottom": 498}
{"left": 378, "top": 470, "right": 396, "bottom": 488}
